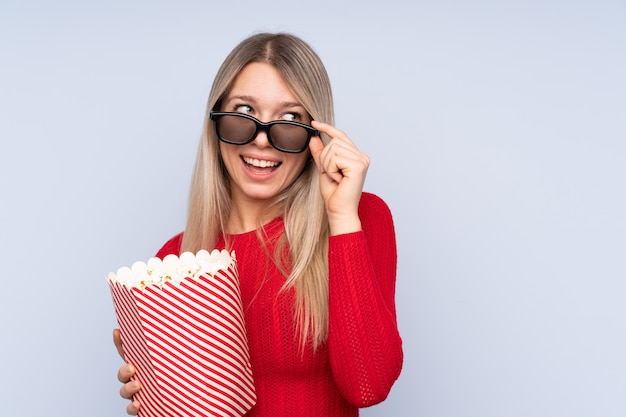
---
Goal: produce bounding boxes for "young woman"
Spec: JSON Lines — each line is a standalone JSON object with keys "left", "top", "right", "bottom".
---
{"left": 114, "top": 32, "right": 403, "bottom": 416}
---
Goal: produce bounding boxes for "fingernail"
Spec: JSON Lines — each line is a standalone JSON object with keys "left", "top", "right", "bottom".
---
{"left": 131, "top": 381, "right": 139, "bottom": 389}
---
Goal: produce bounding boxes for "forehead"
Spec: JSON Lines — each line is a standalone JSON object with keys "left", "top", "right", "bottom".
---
{"left": 226, "top": 62, "right": 301, "bottom": 106}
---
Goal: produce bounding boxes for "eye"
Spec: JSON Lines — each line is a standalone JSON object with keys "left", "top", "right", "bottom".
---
{"left": 234, "top": 104, "right": 253, "bottom": 114}
{"left": 282, "top": 112, "right": 301, "bottom": 122}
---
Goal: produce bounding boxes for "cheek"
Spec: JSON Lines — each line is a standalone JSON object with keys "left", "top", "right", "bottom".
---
{"left": 219, "top": 143, "right": 239, "bottom": 168}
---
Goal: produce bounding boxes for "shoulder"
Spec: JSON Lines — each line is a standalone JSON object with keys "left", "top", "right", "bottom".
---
{"left": 358, "top": 192, "right": 393, "bottom": 220}
{"left": 155, "top": 232, "right": 183, "bottom": 258}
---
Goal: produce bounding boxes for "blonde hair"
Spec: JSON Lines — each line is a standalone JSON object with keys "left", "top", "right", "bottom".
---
{"left": 181, "top": 33, "right": 334, "bottom": 349}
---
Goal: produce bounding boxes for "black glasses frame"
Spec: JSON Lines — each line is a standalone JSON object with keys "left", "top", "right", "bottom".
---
{"left": 209, "top": 111, "right": 319, "bottom": 154}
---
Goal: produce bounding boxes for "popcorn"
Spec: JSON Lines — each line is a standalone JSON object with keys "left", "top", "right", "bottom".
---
{"left": 107, "top": 250, "right": 256, "bottom": 417}
{"left": 109, "top": 250, "right": 236, "bottom": 289}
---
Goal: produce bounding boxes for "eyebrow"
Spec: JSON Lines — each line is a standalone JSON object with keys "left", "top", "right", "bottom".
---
{"left": 226, "top": 95, "right": 255, "bottom": 104}
{"left": 225, "top": 95, "right": 305, "bottom": 109}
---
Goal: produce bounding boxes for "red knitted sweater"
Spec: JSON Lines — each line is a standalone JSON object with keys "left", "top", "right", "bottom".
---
{"left": 155, "top": 192, "right": 403, "bottom": 416}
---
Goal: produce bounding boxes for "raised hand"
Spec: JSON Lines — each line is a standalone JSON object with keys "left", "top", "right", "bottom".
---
{"left": 309, "top": 121, "right": 370, "bottom": 235}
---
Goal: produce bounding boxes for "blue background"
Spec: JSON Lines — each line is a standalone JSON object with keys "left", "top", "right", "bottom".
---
{"left": 1, "top": 1, "right": 624, "bottom": 416}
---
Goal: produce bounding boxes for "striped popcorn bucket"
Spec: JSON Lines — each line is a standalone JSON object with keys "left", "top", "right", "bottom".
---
{"left": 107, "top": 250, "right": 256, "bottom": 417}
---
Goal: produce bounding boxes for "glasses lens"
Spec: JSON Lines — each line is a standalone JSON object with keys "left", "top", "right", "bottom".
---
{"left": 270, "top": 123, "right": 310, "bottom": 152}
{"left": 218, "top": 115, "right": 256, "bottom": 144}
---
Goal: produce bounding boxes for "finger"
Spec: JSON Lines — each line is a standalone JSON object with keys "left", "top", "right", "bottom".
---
{"left": 119, "top": 379, "right": 141, "bottom": 399}
{"left": 314, "top": 142, "right": 342, "bottom": 184}
{"left": 319, "top": 139, "right": 362, "bottom": 166}
{"left": 319, "top": 154, "right": 345, "bottom": 184}
{"left": 311, "top": 121, "right": 354, "bottom": 145}
{"left": 318, "top": 141, "right": 364, "bottom": 183}
{"left": 118, "top": 363, "right": 136, "bottom": 383}
{"left": 126, "top": 399, "right": 141, "bottom": 416}
{"left": 113, "top": 329, "right": 124, "bottom": 358}
{"left": 313, "top": 125, "right": 363, "bottom": 170}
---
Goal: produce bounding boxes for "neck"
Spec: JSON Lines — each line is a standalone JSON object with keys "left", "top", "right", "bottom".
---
{"left": 225, "top": 197, "right": 281, "bottom": 235}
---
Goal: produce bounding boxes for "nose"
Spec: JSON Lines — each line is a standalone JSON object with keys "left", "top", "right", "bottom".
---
{"left": 252, "top": 126, "right": 272, "bottom": 149}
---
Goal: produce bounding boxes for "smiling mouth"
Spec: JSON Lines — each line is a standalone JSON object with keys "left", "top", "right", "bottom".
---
{"left": 241, "top": 156, "right": 282, "bottom": 172}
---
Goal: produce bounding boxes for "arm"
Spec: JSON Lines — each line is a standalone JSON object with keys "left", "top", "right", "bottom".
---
{"left": 327, "top": 192, "right": 403, "bottom": 407}
{"left": 308, "top": 123, "right": 403, "bottom": 406}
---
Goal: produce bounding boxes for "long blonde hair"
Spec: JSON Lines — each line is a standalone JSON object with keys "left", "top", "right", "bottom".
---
{"left": 181, "top": 33, "right": 334, "bottom": 349}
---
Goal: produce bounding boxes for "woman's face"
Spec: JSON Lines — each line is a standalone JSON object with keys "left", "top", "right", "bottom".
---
{"left": 218, "top": 62, "right": 311, "bottom": 206}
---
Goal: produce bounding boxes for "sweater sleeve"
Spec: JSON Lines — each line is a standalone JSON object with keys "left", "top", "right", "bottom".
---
{"left": 327, "top": 192, "right": 403, "bottom": 407}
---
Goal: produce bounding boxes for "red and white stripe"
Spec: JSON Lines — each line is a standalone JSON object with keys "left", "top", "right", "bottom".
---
{"left": 109, "top": 263, "right": 256, "bottom": 417}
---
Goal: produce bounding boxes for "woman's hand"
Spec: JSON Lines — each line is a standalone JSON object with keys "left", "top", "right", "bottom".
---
{"left": 309, "top": 121, "right": 370, "bottom": 235}
{"left": 113, "top": 329, "right": 142, "bottom": 415}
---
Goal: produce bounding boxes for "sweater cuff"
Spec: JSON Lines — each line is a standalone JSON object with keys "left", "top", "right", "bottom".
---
{"left": 328, "top": 231, "right": 371, "bottom": 280}
{"left": 328, "top": 230, "right": 366, "bottom": 249}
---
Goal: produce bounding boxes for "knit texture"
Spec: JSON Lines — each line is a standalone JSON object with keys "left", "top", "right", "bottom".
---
{"left": 155, "top": 192, "right": 403, "bottom": 416}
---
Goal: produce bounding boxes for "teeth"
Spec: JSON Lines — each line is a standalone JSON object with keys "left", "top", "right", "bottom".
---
{"left": 243, "top": 156, "right": 280, "bottom": 168}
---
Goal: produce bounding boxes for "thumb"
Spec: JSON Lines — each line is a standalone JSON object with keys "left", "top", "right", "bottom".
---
{"left": 113, "top": 328, "right": 125, "bottom": 358}
{"left": 308, "top": 135, "right": 324, "bottom": 172}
